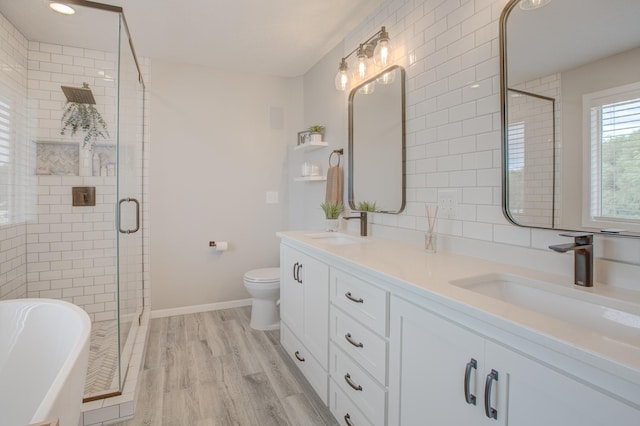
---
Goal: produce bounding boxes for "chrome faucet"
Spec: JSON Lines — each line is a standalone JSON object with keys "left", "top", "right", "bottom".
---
{"left": 548, "top": 232, "right": 593, "bottom": 287}
{"left": 343, "top": 211, "right": 368, "bottom": 236}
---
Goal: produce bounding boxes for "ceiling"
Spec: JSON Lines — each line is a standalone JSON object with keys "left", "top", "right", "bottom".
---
{"left": 0, "top": 0, "right": 385, "bottom": 77}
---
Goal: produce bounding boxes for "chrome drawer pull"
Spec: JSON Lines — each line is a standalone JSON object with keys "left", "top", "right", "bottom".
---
{"left": 345, "top": 333, "right": 364, "bottom": 348}
{"left": 344, "top": 413, "right": 354, "bottom": 426}
{"left": 344, "top": 373, "right": 363, "bottom": 391}
{"left": 464, "top": 358, "right": 477, "bottom": 405}
{"left": 294, "top": 351, "right": 305, "bottom": 362}
{"left": 345, "top": 291, "right": 364, "bottom": 304}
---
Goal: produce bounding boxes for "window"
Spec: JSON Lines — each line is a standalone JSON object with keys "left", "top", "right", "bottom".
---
{"left": 584, "top": 82, "right": 640, "bottom": 230}
{"left": 0, "top": 96, "right": 11, "bottom": 225}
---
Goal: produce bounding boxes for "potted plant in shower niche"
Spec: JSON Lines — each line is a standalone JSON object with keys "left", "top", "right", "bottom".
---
{"left": 308, "top": 125, "right": 325, "bottom": 143}
{"left": 60, "top": 83, "right": 109, "bottom": 150}
{"left": 321, "top": 201, "right": 343, "bottom": 232}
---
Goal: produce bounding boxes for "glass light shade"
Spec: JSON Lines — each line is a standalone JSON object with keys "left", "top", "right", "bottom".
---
{"left": 357, "top": 81, "right": 376, "bottom": 95}
{"left": 519, "top": 0, "right": 551, "bottom": 10}
{"left": 376, "top": 69, "right": 396, "bottom": 85}
{"left": 357, "top": 53, "right": 367, "bottom": 79}
{"left": 49, "top": 2, "right": 75, "bottom": 14}
{"left": 374, "top": 38, "right": 393, "bottom": 68}
{"left": 335, "top": 68, "right": 349, "bottom": 91}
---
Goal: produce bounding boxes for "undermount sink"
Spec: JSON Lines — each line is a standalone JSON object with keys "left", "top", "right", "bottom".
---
{"left": 304, "top": 232, "right": 366, "bottom": 245}
{"left": 450, "top": 273, "right": 640, "bottom": 346}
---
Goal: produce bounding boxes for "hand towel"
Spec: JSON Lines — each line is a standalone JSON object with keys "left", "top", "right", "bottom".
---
{"left": 325, "top": 165, "right": 343, "bottom": 205}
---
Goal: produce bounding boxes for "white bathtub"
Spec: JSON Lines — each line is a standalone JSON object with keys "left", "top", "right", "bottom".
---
{"left": 0, "top": 299, "right": 91, "bottom": 426}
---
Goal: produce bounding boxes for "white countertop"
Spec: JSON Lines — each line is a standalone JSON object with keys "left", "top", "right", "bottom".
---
{"left": 277, "top": 230, "right": 640, "bottom": 389}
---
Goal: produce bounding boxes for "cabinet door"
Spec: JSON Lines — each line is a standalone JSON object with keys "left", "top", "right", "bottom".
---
{"left": 389, "top": 296, "right": 489, "bottom": 426}
{"left": 300, "top": 250, "right": 329, "bottom": 367}
{"left": 280, "top": 245, "right": 304, "bottom": 337}
{"left": 486, "top": 341, "right": 640, "bottom": 426}
{"left": 280, "top": 244, "right": 329, "bottom": 368}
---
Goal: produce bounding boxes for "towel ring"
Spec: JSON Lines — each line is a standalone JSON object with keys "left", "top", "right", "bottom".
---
{"left": 329, "top": 149, "right": 343, "bottom": 167}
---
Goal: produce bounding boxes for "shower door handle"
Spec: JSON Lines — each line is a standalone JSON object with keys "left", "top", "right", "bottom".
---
{"left": 118, "top": 198, "right": 140, "bottom": 234}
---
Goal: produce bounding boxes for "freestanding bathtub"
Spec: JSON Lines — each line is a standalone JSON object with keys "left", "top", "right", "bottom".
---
{"left": 0, "top": 299, "right": 91, "bottom": 426}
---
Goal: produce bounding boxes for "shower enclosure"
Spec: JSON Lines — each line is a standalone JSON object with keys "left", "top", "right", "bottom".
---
{"left": 0, "top": 0, "right": 146, "bottom": 401}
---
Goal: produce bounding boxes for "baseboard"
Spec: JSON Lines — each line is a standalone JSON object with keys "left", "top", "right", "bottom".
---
{"left": 151, "top": 298, "right": 253, "bottom": 319}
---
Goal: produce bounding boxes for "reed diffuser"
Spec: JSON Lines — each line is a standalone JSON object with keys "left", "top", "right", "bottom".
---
{"left": 425, "top": 205, "right": 438, "bottom": 253}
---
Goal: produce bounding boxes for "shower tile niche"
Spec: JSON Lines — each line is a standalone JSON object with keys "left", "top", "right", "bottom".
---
{"left": 35, "top": 141, "right": 79, "bottom": 176}
{"left": 35, "top": 141, "right": 116, "bottom": 176}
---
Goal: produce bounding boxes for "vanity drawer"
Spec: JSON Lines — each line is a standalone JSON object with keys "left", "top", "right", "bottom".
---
{"left": 330, "top": 306, "right": 387, "bottom": 384}
{"left": 330, "top": 379, "right": 376, "bottom": 426}
{"left": 281, "top": 322, "right": 328, "bottom": 404}
{"left": 330, "top": 268, "right": 388, "bottom": 336}
{"left": 330, "top": 343, "right": 386, "bottom": 425}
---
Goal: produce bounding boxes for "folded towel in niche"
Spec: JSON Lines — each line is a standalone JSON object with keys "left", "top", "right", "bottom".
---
{"left": 325, "top": 165, "right": 343, "bottom": 205}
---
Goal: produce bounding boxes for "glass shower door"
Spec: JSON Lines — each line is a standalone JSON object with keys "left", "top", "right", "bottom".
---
{"left": 115, "top": 14, "right": 144, "bottom": 389}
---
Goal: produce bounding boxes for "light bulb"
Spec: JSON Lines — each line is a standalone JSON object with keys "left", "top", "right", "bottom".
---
{"left": 356, "top": 45, "right": 367, "bottom": 79}
{"left": 373, "top": 27, "right": 393, "bottom": 68}
{"left": 335, "top": 59, "right": 349, "bottom": 91}
{"left": 376, "top": 69, "right": 396, "bottom": 85}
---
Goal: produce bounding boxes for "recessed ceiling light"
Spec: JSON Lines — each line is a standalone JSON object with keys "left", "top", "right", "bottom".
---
{"left": 49, "top": 3, "right": 75, "bottom": 15}
{"left": 470, "top": 83, "right": 480, "bottom": 89}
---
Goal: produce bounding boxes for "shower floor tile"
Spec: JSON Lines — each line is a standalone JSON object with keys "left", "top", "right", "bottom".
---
{"left": 85, "top": 320, "right": 119, "bottom": 396}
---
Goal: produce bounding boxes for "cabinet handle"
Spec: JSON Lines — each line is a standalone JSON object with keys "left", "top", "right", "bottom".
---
{"left": 294, "top": 351, "right": 305, "bottom": 362}
{"left": 345, "top": 333, "right": 364, "bottom": 348}
{"left": 345, "top": 291, "right": 364, "bottom": 304}
{"left": 344, "top": 373, "right": 363, "bottom": 391}
{"left": 464, "top": 358, "right": 477, "bottom": 405}
{"left": 297, "top": 264, "right": 303, "bottom": 283}
{"left": 293, "top": 262, "right": 298, "bottom": 282}
{"left": 484, "top": 369, "right": 499, "bottom": 420}
{"left": 344, "top": 413, "right": 354, "bottom": 426}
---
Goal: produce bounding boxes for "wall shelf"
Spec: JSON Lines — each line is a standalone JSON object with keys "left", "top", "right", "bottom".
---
{"left": 294, "top": 141, "right": 328, "bottom": 152}
{"left": 294, "top": 176, "right": 327, "bottom": 182}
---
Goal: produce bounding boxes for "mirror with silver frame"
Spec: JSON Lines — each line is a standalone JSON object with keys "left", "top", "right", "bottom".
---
{"left": 349, "top": 65, "right": 406, "bottom": 214}
{"left": 500, "top": 0, "right": 640, "bottom": 237}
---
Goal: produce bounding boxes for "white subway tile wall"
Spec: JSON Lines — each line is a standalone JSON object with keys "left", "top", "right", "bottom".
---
{"left": 0, "top": 12, "right": 29, "bottom": 300}
{"left": 27, "top": 175, "right": 118, "bottom": 320}
{"left": 509, "top": 73, "right": 561, "bottom": 227}
{"left": 344, "top": 0, "right": 508, "bottom": 240}
{"left": 0, "top": 10, "right": 149, "bottom": 322}
{"left": 339, "top": 0, "right": 640, "bottom": 276}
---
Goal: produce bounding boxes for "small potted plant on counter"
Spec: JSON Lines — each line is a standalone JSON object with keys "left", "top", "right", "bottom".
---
{"left": 321, "top": 201, "right": 343, "bottom": 232}
{"left": 356, "top": 201, "right": 378, "bottom": 212}
{"left": 308, "top": 125, "right": 325, "bottom": 143}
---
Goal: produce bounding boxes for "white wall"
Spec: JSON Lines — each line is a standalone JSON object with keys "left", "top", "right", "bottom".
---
{"left": 288, "top": 43, "right": 350, "bottom": 231}
{"left": 149, "top": 60, "right": 298, "bottom": 310}
{"left": 301, "top": 0, "right": 640, "bottom": 289}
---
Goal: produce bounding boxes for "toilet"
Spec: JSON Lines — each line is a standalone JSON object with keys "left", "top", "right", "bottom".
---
{"left": 243, "top": 267, "right": 280, "bottom": 330}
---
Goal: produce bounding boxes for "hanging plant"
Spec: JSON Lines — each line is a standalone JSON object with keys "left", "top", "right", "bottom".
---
{"left": 60, "top": 101, "right": 109, "bottom": 149}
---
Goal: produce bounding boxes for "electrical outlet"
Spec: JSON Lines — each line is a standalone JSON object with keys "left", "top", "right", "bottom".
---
{"left": 266, "top": 191, "right": 279, "bottom": 204}
{"left": 438, "top": 190, "right": 458, "bottom": 218}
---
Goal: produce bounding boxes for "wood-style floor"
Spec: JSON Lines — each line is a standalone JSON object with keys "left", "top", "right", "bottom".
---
{"left": 115, "top": 307, "right": 338, "bottom": 426}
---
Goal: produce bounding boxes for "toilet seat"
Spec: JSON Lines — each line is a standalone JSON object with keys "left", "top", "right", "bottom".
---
{"left": 244, "top": 267, "right": 280, "bottom": 283}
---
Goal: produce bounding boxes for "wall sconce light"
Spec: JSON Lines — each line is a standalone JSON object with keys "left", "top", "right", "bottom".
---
{"left": 334, "top": 26, "right": 394, "bottom": 91}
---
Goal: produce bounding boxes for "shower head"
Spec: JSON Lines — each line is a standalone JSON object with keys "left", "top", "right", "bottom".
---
{"left": 61, "top": 82, "right": 96, "bottom": 104}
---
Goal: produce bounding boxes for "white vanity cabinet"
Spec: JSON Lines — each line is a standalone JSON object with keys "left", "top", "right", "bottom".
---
{"left": 328, "top": 268, "right": 389, "bottom": 426}
{"left": 280, "top": 244, "right": 330, "bottom": 402}
{"left": 388, "top": 295, "right": 640, "bottom": 426}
